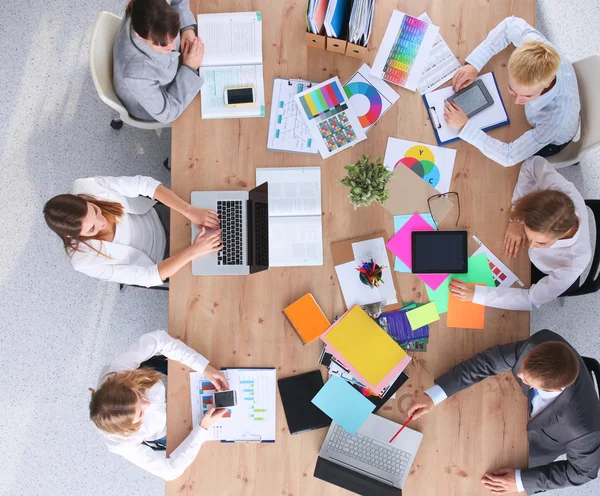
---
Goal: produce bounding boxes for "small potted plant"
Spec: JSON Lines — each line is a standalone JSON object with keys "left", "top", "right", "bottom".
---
{"left": 339, "top": 155, "right": 392, "bottom": 209}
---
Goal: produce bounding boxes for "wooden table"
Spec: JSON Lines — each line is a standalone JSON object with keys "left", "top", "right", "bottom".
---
{"left": 168, "top": 1, "right": 534, "bottom": 494}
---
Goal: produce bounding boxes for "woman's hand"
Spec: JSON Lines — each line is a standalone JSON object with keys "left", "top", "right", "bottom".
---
{"left": 180, "top": 29, "right": 196, "bottom": 49}
{"left": 200, "top": 405, "right": 229, "bottom": 430}
{"left": 190, "top": 228, "right": 223, "bottom": 257}
{"left": 449, "top": 279, "right": 475, "bottom": 302}
{"left": 204, "top": 364, "right": 230, "bottom": 391}
{"left": 452, "top": 64, "right": 478, "bottom": 91}
{"left": 182, "top": 36, "right": 204, "bottom": 71}
{"left": 444, "top": 101, "right": 469, "bottom": 130}
{"left": 503, "top": 222, "right": 527, "bottom": 259}
{"left": 185, "top": 206, "right": 220, "bottom": 229}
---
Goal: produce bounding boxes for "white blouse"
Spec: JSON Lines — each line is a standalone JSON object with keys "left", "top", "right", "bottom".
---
{"left": 97, "top": 330, "right": 210, "bottom": 480}
{"left": 112, "top": 207, "right": 166, "bottom": 265}
{"left": 473, "top": 156, "right": 591, "bottom": 310}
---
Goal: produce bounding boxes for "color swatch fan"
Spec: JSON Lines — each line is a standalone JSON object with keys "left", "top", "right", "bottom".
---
{"left": 371, "top": 10, "right": 439, "bottom": 91}
{"left": 295, "top": 77, "right": 367, "bottom": 159}
{"left": 344, "top": 63, "right": 400, "bottom": 132}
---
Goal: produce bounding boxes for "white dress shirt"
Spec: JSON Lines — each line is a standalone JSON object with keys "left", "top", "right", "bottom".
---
{"left": 97, "top": 330, "right": 210, "bottom": 480}
{"left": 112, "top": 207, "right": 166, "bottom": 265}
{"left": 69, "top": 176, "right": 166, "bottom": 287}
{"left": 458, "top": 17, "right": 580, "bottom": 167}
{"left": 472, "top": 157, "right": 590, "bottom": 311}
{"left": 425, "top": 384, "right": 563, "bottom": 493}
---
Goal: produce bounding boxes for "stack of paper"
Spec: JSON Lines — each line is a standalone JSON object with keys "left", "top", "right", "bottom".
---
{"left": 324, "top": 0, "right": 351, "bottom": 38}
{"left": 306, "top": 0, "right": 329, "bottom": 34}
{"left": 347, "top": 0, "right": 376, "bottom": 46}
{"left": 321, "top": 305, "right": 411, "bottom": 395}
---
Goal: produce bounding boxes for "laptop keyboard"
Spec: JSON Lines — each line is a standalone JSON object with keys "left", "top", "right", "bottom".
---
{"left": 325, "top": 424, "right": 411, "bottom": 478}
{"left": 216, "top": 200, "right": 243, "bottom": 266}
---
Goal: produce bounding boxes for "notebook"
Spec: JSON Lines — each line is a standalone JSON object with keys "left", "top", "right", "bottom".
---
{"left": 255, "top": 167, "right": 323, "bottom": 266}
{"left": 321, "top": 305, "right": 411, "bottom": 395}
{"left": 197, "top": 12, "right": 265, "bottom": 119}
{"left": 283, "top": 293, "right": 331, "bottom": 344}
{"left": 423, "top": 72, "right": 509, "bottom": 146}
{"left": 278, "top": 370, "right": 332, "bottom": 434}
{"left": 189, "top": 368, "right": 276, "bottom": 442}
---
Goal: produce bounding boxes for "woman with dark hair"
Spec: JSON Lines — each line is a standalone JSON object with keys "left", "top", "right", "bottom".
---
{"left": 44, "top": 175, "right": 222, "bottom": 287}
{"left": 113, "top": 0, "right": 204, "bottom": 123}
{"left": 449, "top": 156, "right": 591, "bottom": 310}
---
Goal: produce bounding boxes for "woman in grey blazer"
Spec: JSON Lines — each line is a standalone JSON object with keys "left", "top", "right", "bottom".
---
{"left": 113, "top": 0, "right": 204, "bottom": 123}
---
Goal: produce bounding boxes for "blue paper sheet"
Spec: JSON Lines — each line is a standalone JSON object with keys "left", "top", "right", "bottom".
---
{"left": 312, "top": 375, "right": 375, "bottom": 434}
{"left": 393, "top": 214, "right": 437, "bottom": 272}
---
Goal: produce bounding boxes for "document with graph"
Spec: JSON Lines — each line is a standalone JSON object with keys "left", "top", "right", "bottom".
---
{"left": 190, "top": 368, "right": 276, "bottom": 442}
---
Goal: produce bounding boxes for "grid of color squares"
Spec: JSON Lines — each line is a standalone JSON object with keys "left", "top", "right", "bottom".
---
{"left": 241, "top": 379, "right": 266, "bottom": 421}
{"left": 383, "top": 15, "right": 429, "bottom": 85}
{"left": 488, "top": 260, "right": 507, "bottom": 287}
{"left": 299, "top": 82, "right": 348, "bottom": 121}
{"left": 200, "top": 380, "right": 231, "bottom": 418}
{"left": 318, "top": 113, "right": 357, "bottom": 152}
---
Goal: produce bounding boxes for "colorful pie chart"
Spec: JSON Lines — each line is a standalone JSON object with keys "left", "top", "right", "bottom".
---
{"left": 344, "top": 82, "right": 383, "bottom": 128}
{"left": 394, "top": 145, "right": 441, "bottom": 187}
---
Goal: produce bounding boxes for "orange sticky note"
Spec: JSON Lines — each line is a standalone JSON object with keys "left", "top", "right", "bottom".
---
{"left": 447, "top": 286, "right": 485, "bottom": 329}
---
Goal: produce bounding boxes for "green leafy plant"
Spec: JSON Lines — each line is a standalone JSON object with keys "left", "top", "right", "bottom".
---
{"left": 339, "top": 155, "right": 393, "bottom": 209}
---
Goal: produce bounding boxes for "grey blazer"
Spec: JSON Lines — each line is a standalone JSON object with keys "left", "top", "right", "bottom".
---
{"left": 112, "top": 0, "right": 203, "bottom": 123}
{"left": 435, "top": 329, "right": 600, "bottom": 494}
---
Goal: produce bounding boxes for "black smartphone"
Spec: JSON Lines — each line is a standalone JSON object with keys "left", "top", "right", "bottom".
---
{"left": 214, "top": 390, "right": 237, "bottom": 408}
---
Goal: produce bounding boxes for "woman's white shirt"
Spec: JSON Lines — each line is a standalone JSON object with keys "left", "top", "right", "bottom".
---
{"left": 97, "top": 330, "right": 210, "bottom": 481}
{"left": 473, "top": 156, "right": 591, "bottom": 311}
{"left": 69, "top": 176, "right": 166, "bottom": 287}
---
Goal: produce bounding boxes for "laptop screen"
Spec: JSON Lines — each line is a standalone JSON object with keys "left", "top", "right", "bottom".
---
{"left": 248, "top": 182, "right": 269, "bottom": 273}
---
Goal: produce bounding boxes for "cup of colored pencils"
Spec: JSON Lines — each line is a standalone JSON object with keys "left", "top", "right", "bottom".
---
{"left": 357, "top": 258, "right": 387, "bottom": 288}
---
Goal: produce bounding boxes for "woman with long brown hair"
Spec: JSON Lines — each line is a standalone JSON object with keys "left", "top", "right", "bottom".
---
{"left": 44, "top": 175, "right": 222, "bottom": 287}
{"left": 450, "top": 156, "right": 591, "bottom": 310}
{"left": 90, "top": 330, "right": 229, "bottom": 479}
{"left": 113, "top": 0, "right": 205, "bottom": 123}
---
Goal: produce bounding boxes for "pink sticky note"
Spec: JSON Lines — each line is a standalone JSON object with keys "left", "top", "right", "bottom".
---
{"left": 386, "top": 212, "right": 449, "bottom": 291}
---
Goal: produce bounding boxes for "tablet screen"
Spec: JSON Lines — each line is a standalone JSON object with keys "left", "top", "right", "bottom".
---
{"left": 452, "top": 85, "right": 489, "bottom": 116}
{"left": 412, "top": 231, "right": 468, "bottom": 273}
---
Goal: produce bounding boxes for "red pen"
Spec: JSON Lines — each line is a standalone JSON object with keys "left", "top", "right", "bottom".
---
{"left": 389, "top": 415, "right": 414, "bottom": 443}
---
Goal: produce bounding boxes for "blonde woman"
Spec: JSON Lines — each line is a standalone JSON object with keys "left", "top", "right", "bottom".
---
{"left": 450, "top": 156, "right": 591, "bottom": 310}
{"left": 90, "top": 330, "right": 229, "bottom": 480}
{"left": 445, "top": 16, "right": 580, "bottom": 166}
{"left": 44, "top": 175, "right": 222, "bottom": 287}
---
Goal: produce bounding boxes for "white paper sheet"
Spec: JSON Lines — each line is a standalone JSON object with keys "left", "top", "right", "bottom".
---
{"left": 256, "top": 167, "right": 321, "bottom": 216}
{"left": 417, "top": 13, "right": 462, "bottom": 94}
{"left": 268, "top": 216, "right": 323, "bottom": 266}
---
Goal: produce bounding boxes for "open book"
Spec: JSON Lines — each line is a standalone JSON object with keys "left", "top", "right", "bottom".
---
{"left": 197, "top": 12, "right": 265, "bottom": 119}
{"left": 256, "top": 167, "right": 324, "bottom": 267}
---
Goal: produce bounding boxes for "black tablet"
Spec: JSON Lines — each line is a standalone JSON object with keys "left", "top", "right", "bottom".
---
{"left": 447, "top": 79, "right": 494, "bottom": 118}
{"left": 411, "top": 231, "right": 468, "bottom": 274}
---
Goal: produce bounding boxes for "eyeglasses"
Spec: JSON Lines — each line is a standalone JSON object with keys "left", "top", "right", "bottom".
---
{"left": 427, "top": 191, "right": 461, "bottom": 229}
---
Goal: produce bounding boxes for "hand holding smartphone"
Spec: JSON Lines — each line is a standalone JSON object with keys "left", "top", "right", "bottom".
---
{"left": 214, "top": 389, "right": 237, "bottom": 408}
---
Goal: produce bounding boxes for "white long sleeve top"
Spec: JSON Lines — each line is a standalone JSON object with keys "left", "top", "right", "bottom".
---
{"left": 97, "top": 330, "right": 209, "bottom": 480}
{"left": 473, "top": 157, "right": 591, "bottom": 311}
{"left": 458, "top": 16, "right": 580, "bottom": 167}
{"left": 68, "top": 176, "right": 166, "bottom": 287}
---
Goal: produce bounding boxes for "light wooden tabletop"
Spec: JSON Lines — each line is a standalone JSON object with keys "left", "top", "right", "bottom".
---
{"left": 167, "top": 1, "right": 534, "bottom": 495}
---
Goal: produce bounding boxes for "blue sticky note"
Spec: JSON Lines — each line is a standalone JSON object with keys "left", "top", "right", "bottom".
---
{"left": 311, "top": 376, "right": 375, "bottom": 434}
{"left": 393, "top": 214, "right": 436, "bottom": 272}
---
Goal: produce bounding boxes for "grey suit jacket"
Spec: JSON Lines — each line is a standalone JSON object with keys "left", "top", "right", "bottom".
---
{"left": 112, "top": 0, "right": 203, "bottom": 123}
{"left": 435, "top": 329, "right": 600, "bottom": 494}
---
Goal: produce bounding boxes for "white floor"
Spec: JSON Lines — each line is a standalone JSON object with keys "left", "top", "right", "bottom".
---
{"left": 0, "top": 1, "right": 598, "bottom": 495}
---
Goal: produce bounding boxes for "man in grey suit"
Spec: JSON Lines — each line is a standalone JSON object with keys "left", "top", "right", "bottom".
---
{"left": 113, "top": 0, "right": 204, "bottom": 123}
{"left": 408, "top": 329, "right": 600, "bottom": 494}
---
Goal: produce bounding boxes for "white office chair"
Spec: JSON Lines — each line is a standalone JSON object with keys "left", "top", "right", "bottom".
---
{"left": 548, "top": 53, "right": 600, "bottom": 169}
{"left": 89, "top": 11, "right": 171, "bottom": 131}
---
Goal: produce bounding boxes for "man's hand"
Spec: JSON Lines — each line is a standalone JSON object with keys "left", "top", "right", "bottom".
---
{"left": 452, "top": 64, "right": 478, "bottom": 91}
{"left": 200, "top": 405, "right": 229, "bottom": 430}
{"left": 503, "top": 222, "right": 527, "bottom": 259}
{"left": 204, "top": 364, "right": 230, "bottom": 391}
{"left": 444, "top": 101, "right": 469, "bottom": 131}
{"left": 481, "top": 468, "right": 520, "bottom": 494}
{"left": 449, "top": 279, "right": 475, "bottom": 302}
{"left": 407, "top": 394, "right": 434, "bottom": 419}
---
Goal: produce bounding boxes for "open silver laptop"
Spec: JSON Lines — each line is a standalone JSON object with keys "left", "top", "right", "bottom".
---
{"left": 315, "top": 414, "right": 423, "bottom": 494}
{"left": 191, "top": 183, "right": 269, "bottom": 276}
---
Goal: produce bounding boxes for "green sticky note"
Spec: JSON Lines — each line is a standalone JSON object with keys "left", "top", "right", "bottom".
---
{"left": 425, "top": 276, "right": 451, "bottom": 314}
{"left": 256, "top": 12, "right": 262, "bottom": 21}
{"left": 453, "top": 253, "right": 495, "bottom": 287}
{"left": 406, "top": 302, "right": 440, "bottom": 330}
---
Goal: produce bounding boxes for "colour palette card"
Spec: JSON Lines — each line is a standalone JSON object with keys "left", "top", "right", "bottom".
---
{"left": 344, "top": 63, "right": 400, "bottom": 133}
{"left": 472, "top": 235, "right": 525, "bottom": 288}
{"left": 371, "top": 10, "right": 439, "bottom": 91}
{"left": 295, "top": 77, "right": 367, "bottom": 159}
